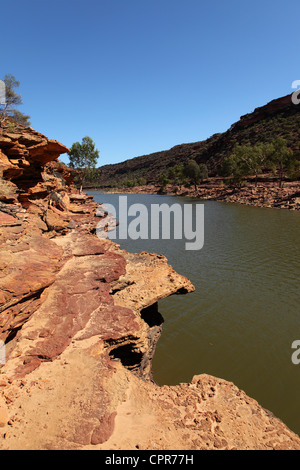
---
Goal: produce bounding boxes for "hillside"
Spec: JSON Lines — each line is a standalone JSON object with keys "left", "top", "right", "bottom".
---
{"left": 97, "top": 93, "right": 300, "bottom": 187}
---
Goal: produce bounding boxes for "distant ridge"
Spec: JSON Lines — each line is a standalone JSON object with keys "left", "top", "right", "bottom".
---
{"left": 98, "top": 93, "right": 300, "bottom": 187}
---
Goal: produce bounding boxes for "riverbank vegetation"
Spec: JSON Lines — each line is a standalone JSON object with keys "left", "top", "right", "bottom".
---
{"left": 82, "top": 136, "right": 299, "bottom": 193}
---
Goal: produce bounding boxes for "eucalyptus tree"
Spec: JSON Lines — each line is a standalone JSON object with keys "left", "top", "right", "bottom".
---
{"left": 68, "top": 136, "right": 100, "bottom": 191}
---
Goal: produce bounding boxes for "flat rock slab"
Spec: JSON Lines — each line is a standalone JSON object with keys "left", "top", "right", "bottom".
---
{"left": 0, "top": 212, "right": 18, "bottom": 225}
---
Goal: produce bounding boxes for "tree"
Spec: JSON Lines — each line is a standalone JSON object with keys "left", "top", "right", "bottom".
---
{"left": 68, "top": 136, "right": 99, "bottom": 191}
{"left": 168, "top": 163, "right": 185, "bottom": 187}
{"left": 220, "top": 143, "right": 274, "bottom": 187}
{"left": 137, "top": 177, "right": 146, "bottom": 186}
{"left": 288, "top": 143, "right": 300, "bottom": 180}
{"left": 220, "top": 147, "right": 251, "bottom": 187}
{"left": 184, "top": 159, "right": 200, "bottom": 190}
{"left": 0, "top": 74, "right": 31, "bottom": 127}
{"left": 269, "top": 137, "right": 294, "bottom": 188}
{"left": 183, "top": 159, "right": 208, "bottom": 190}
{"left": 124, "top": 179, "right": 136, "bottom": 188}
{"left": 287, "top": 159, "right": 300, "bottom": 180}
{"left": 84, "top": 167, "right": 102, "bottom": 186}
{"left": 198, "top": 163, "right": 209, "bottom": 182}
{"left": 158, "top": 173, "right": 170, "bottom": 193}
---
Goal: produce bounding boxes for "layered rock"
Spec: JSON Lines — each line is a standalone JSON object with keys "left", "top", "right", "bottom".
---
{"left": 0, "top": 122, "right": 300, "bottom": 450}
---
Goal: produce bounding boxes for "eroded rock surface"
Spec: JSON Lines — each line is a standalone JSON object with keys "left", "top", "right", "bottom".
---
{"left": 0, "top": 122, "right": 300, "bottom": 450}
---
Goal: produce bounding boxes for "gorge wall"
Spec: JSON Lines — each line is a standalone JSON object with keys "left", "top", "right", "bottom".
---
{"left": 0, "top": 122, "right": 300, "bottom": 450}
{"left": 98, "top": 92, "right": 300, "bottom": 187}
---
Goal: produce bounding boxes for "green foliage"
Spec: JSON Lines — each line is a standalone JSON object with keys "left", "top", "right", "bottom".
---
{"left": 68, "top": 136, "right": 99, "bottom": 188}
{"left": 137, "top": 177, "right": 146, "bottom": 186}
{"left": 6, "top": 121, "right": 15, "bottom": 132}
{"left": 198, "top": 163, "right": 209, "bottom": 181}
{"left": 220, "top": 142, "right": 274, "bottom": 186}
{"left": 10, "top": 109, "right": 31, "bottom": 126}
{"left": 125, "top": 179, "right": 136, "bottom": 188}
{"left": 84, "top": 167, "right": 102, "bottom": 185}
{"left": 0, "top": 74, "right": 31, "bottom": 126}
{"left": 168, "top": 163, "right": 185, "bottom": 184}
{"left": 183, "top": 159, "right": 208, "bottom": 189}
{"left": 220, "top": 138, "right": 298, "bottom": 187}
{"left": 287, "top": 159, "right": 300, "bottom": 180}
{"left": 220, "top": 152, "right": 248, "bottom": 187}
{"left": 289, "top": 143, "right": 300, "bottom": 180}
{"left": 158, "top": 173, "right": 170, "bottom": 189}
{"left": 68, "top": 136, "right": 99, "bottom": 169}
{"left": 269, "top": 137, "right": 294, "bottom": 187}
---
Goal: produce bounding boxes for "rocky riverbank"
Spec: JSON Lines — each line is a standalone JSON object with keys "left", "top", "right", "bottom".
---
{"left": 96, "top": 178, "right": 300, "bottom": 211}
{"left": 1, "top": 123, "right": 300, "bottom": 450}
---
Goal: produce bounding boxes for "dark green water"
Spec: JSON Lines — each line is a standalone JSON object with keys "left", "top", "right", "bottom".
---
{"left": 89, "top": 191, "right": 300, "bottom": 435}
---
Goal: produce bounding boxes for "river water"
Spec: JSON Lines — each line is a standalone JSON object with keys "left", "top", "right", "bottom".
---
{"left": 88, "top": 191, "right": 300, "bottom": 436}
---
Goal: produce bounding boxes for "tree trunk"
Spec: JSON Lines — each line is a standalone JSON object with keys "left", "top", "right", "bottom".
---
{"left": 279, "top": 166, "right": 283, "bottom": 188}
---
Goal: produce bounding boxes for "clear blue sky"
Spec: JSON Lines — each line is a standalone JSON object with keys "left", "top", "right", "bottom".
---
{"left": 1, "top": 0, "right": 300, "bottom": 166}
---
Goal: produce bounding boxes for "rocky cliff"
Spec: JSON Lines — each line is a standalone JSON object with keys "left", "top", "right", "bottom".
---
{"left": 0, "top": 122, "right": 300, "bottom": 450}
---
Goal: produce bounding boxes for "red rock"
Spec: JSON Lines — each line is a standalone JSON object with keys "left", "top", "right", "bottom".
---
{"left": 0, "top": 399, "right": 8, "bottom": 427}
{"left": 0, "top": 211, "right": 17, "bottom": 224}
{"left": 90, "top": 413, "right": 117, "bottom": 445}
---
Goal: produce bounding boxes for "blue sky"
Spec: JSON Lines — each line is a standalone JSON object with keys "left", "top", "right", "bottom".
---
{"left": 1, "top": 0, "right": 300, "bottom": 166}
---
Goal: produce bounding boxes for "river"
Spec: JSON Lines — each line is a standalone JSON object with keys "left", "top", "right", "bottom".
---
{"left": 88, "top": 191, "right": 300, "bottom": 436}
